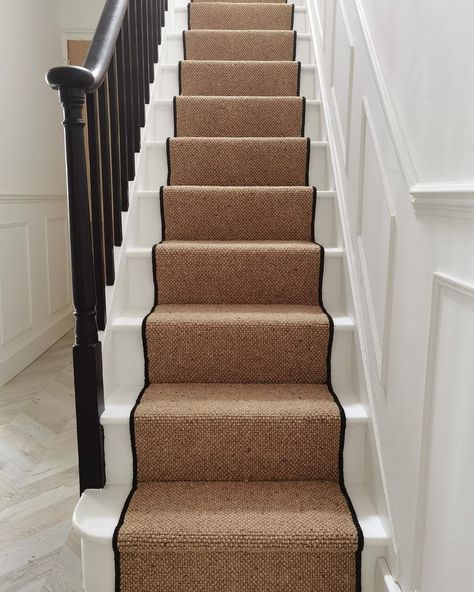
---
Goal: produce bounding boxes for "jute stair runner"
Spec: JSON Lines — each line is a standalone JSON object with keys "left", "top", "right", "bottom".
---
{"left": 114, "top": 1, "right": 363, "bottom": 590}
{"left": 183, "top": 30, "right": 297, "bottom": 61}
{"left": 188, "top": 2, "right": 295, "bottom": 30}
{"left": 174, "top": 96, "right": 305, "bottom": 136}
{"left": 179, "top": 60, "right": 301, "bottom": 96}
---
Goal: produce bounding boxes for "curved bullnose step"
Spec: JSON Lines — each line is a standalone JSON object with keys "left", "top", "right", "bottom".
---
{"left": 116, "top": 481, "right": 359, "bottom": 592}
{"left": 167, "top": 137, "right": 310, "bottom": 185}
{"left": 74, "top": 483, "right": 387, "bottom": 592}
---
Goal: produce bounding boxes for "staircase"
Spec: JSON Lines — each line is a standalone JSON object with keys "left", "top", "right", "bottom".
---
{"left": 48, "top": 0, "right": 389, "bottom": 590}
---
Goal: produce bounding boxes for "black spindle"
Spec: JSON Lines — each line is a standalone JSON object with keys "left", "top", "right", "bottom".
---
{"left": 116, "top": 30, "right": 131, "bottom": 210}
{"left": 122, "top": 10, "right": 137, "bottom": 177}
{"left": 98, "top": 78, "right": 115, "bottom": 285}
{"left": 86, "top": 92, "right": 107, "bottom": 330}
{"left": 107, "top": 54, "right": 123, "bottom": 245}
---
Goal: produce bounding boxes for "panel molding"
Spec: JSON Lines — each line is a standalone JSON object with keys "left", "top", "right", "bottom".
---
{"left": 0, "top": 191, "right": 66, "bottom": 204}
{"left": 330, "top": 0, "right": 354, "bottom": 170}
{"left": 0, "top": 221, "right": 33, "bottom": 345}
{"left": 356, "top": 97, "right": 396, "bottom": 387}
{"left": 411, "top": 181, "right": 474, "bottom": 219}
{"left": 411, "top": 272, "right": 474, "bottom": 591}
{"left": 351, "top": 0, "right": 418, "bottom": 187}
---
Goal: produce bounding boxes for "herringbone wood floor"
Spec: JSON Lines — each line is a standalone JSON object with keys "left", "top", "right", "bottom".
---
{"left": 0, "top": 332, "right": 83, "bottom": 591}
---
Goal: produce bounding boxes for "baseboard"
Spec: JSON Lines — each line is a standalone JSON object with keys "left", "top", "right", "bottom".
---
{"left": 0, "top": 312, "right": 73, "bottom": 387}
{"left": 375, "top": 559, "right": 401, "bottom": 592}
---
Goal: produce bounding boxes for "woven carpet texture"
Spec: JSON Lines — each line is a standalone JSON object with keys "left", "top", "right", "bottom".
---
{"left": 114, "top": 1, "right": 363, "bottom": 591}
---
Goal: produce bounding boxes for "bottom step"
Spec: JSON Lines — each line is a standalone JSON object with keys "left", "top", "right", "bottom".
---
{"left": 74, "top": 484, "right": 388, "bottom": 592}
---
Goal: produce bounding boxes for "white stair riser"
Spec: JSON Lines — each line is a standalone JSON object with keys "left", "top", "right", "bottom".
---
{"left": 154, "top": 64, "right": 319, "bottom": 99}
{"left": 146, "top": 98, "right": 323, "bottom": 141}
{"left": 110, "top": 321, "right": 354, "bottom": 387}
{"left": 138, "top": 141, "right": 331, "bottom": 191}
{"left": 125, "top": 249, "right": 346, "bottom": 312}
{"left": 168, "top": 6, "right": 309, "bottom": 35}
{"left": 79, "top": 536, "right": 380, "bottom": 592}
{"left": 132, "top": 190, "right": 338, "bottom": 248}
{"left": 160, "top": 33, "right": 314, "bottom": 64}
{"left": 103, "top": 415, "right": 366, "bottom": 486}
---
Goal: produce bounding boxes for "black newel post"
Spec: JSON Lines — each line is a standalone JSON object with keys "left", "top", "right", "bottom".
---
{"left": 48, "top": 67, "right": 106, "bottom": 494}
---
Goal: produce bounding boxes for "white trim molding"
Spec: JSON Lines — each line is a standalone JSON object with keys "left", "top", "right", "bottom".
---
{"left": 411, "top": 181, "right": 474, "bottom": 219}
{"left": 375, "top": 558, "right": 401, "bottom": 592}
{"left": 411, "top": 272, "right": 474, "bottom": 591}
{"left": 356, "top": 97, "right": 397, "bottom": 388}
{"left": 351, "top": 0, "right": 418, "bottom": 188}
{"left": 0, "top": 191, "right": 66, "bottom": 204}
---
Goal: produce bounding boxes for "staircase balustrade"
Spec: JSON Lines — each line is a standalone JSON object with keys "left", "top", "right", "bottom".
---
{"left": 46, "top": 0, "right": 165, "bottom": 493}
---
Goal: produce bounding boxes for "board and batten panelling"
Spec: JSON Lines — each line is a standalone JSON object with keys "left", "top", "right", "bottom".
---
{"left": 0, "top": 194, "right": 72, "bottom": 386}
{"left": 311, "top": 0, "right": 474, "bottom": 589}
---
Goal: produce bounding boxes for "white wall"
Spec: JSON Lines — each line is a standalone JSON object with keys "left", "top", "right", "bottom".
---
{"left": 0, "top": 0, "right": 72, "bottom": 386}
{"left": 359, "top": 0, "right": 474, "bottom": 183}
{"left": 311, "top": 0, "right": 474, "bottom": 590}
{"left": 57, "top": 0, "right": 106, "bottom": 32}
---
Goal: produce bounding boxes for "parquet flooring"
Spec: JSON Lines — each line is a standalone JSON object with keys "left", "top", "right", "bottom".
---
{"left": 0, "top": 332, "right": 82, "bottom": 591}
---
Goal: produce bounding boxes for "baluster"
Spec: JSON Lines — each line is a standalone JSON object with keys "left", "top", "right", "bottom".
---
{"left": 97, "top": 77, "right": 115, "bottom": 284}
{"left": 147, "top": 0, "right": 155, "bottom": 83}
{"left": 139, "top": 0, "right": 150, "bottom": 104}
{"left": 116, "top": 30, "right": 131, "bottom": 211}
{"left": 107, "top": 53, "right": 123, "bottom": 245}
{"left": 122, "top": 10, "right": 136, "bottom": 179}
{"left": 47, "top": 69, "right": 105, "bottom": 494}
{"left": 86, "top": 92, "right": 107, "bottom": 330}
{"left": 130, "top": 0, "right": 145, "bottom": 130}
{"left": 150, "top": 0, "right": 158, "bottom": 63}
{"left": 155, "top": 0, "right": 162, "bottom": 47}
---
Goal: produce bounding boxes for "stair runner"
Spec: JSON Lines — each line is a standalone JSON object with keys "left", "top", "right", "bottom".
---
{"left": 113, "top": 1, "right": 363, "bottom": 591}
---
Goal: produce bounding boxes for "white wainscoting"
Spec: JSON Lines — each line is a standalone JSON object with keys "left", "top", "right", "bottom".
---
{"left": 411, "top": 273, "right": 474, "bottom": 592}
{"left": 0, "top": 193, "right": 72, "bottom": 386}
{"left": 310, "top": 0, "right": 474, "bottom": 588}
{"left": 329, "top": 0, "right": 354, "bottom": 170}
{"left": 356, "top": 97, "right": 396, "bottom": 386}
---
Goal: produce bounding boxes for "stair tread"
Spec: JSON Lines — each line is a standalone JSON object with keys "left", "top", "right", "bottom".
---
{"left": 136, "top": 382, "right": 338, "bottom": 418}
{"left": 117, "top": 480, "right": 359, "bottom": 551}
{"left": 74, "top": 483, "right": 387, "bottom": 546}
{"left": 112, "top": 309, "right": 354, "bottom": 329}
{"left": 102, "top": 385, "right": 368, "bottom": 424}
{"left": 148, "top": 302, "right": 327, "bottom": 321}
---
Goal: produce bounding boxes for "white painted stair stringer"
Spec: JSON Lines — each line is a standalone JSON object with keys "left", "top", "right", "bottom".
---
{"left": 75, "top": 1, "right": 389, "bottom": 590}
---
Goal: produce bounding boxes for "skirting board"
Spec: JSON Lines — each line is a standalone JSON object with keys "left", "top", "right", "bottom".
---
{"left": 0, "top": 312, "right": 73, "bottom": 387}
{"left": 375, "top": 558, "right": 401, "bottom": 592}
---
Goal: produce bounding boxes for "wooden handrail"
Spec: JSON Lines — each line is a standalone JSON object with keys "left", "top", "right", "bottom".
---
{"left": 46, "top": 0, "right": 165, "bottom": 493}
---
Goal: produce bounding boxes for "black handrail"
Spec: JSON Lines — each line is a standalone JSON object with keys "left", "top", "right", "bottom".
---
{"left": 46, "top": 0, "right": 165, "bottom": 493}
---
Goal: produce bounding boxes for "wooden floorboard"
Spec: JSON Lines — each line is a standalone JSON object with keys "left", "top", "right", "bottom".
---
{"left": 0, "top": 332, "right": 82, "bottom": 591}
